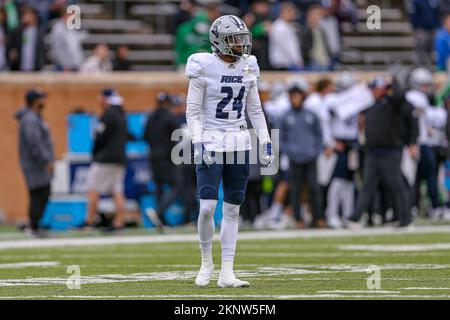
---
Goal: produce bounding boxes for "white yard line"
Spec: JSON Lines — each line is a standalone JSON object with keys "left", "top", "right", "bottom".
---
{"left": 401, "top": 287, "right": 450, "bottom": 290}
{"left": 0, "top": 261, "right": 60, "bottom": 269}
{"left": 340, "top": 243, "right": 450, "bottom": 252}
{"left": 0, "top": 264, "right": 447, "bottom": 287}
{"left": 318, "top": 290, "right": 400, "bottom": 294}
{"left": 0, "top": 225, "right": 449, "bottom": 250}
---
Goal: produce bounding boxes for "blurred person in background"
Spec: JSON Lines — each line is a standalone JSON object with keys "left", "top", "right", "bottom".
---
{"left": 348, "top": 76, "right": 418, "bottom": 229}
{"left": 48, "top": 0, "right": 74, "bottom": 21}
{"left": 441, "top": 88, "right": 450, "bottom": 220}
{"left": 304, "top": 78, "right": 335, "bottom": 212}
{"left": 3, "top": 0, "right": 19, "bottom": 32}
{"left": 49, "top": 6, "right": 83, "bottom": 71}
{"left": 15, "top": 88, "right": 54, "bottom": 237}
{"left": 174, "top": 2, "right": 220, "bottom": 68}
{"left": 80, "top": 43, "right": 112, "bottom": 73}
{"left": 240, "top": 92, "right": 271, "bottom": 226}
{"left": 113, "top": 45, "right": 132, "bottom": 71}
{"left": 7, "top": 6, "right": 45, "bottom": 71}
{"left": 255, "top": 77, "right": 310, "bottom": 230}
{"left": 325, "top": 72, "right": 359, "bottom": 228}
{"left": 143, "top": 92, "right": 183, "bottom": 231}
{"left": 320, "top": 2, "right": 342, "bottom": 68}
{"left": 170, "top": 94, "right": 198, "bottom": 225}
{"left": 304, "top": 78, "right": 334, "bottom": 152}
{"left": 172, "top": 0, "right": 198, "bottom": 33}
{"left": 243, "top": 0, "right": 272, "bottom": 70}
{"left": 85, "top": 89, "right": 128, "bottom": 230}
{"left": 18, "top": 0, "right": 55, "bottom": 31}
{"left": 261, "top": 81, "right": 291, "bottom": 128}
{"left": 406, "top": 0, "right": 440, "bottom": 68}
{"left": 0, "top": 6, "right": 7, "bottom": 70}
{"left": 300, "top": 5, "right": 332, "bottom": 71}
{"left": 224, "top": 0, "right": 250, "bottom": 13}
{"left": 434, "top": 12, "right": 450, "bottom": 72}
{"left": 279, "top": 83, "right": 324, "bottom": 229}
{"left": 327, "top": 0, "right": 358, "bottom": 31}
{"left": 269, "top": 1, "right": 303, "bottom": 71}
{"left": 406, "top": 68, "right": 446, "bottom": 219}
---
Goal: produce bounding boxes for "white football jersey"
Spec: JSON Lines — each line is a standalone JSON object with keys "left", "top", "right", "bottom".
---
{"left": 304, "top": 92, "right": 333, "bottom": 147}
{"left": 406, "top": 89, "right": 447, "bottom": 147}
{"left": 185, "top": 52, "right": 265, "bottom": 152}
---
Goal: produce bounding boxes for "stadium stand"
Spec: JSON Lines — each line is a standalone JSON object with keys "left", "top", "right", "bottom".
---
{"left": 68, "top": 0, "right": 416, "bottom": 71}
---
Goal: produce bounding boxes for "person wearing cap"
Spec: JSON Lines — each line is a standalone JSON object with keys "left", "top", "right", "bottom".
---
{"left": 279, "top": 83, "right": 324, "bottom": 229}
{"left": 348, "top": 76, "right": 418, "bottom": 229}
{"left": 143, "top": 92, "right": 183, "bottom": 230}
{"left": 85, "top": 89, "right": 128, "bottom": 229}
{"left": 15, "top": 88, "right": 54, "bottom": 237}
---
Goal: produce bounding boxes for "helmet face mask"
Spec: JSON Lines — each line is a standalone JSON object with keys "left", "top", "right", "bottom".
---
{"left": 210, "top": 15, "right": 252, "bottom": 59}
{"left": 223, "top": 32, "right": 252, "bottom": 57}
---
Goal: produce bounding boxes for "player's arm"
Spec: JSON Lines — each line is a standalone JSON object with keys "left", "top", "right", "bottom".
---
{"left": 186, "top": 77, "right": 206, "bottom": 145}
{"left": 246, "top": 82, "right": 270, "bottom": 144}
{"left": 246, "top": 80, "right": 273, "bottom": 165}
{"left": 186, "top": 75, "right": 214, "bottom": 165}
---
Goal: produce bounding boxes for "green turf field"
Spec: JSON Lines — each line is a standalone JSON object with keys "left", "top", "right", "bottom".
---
{"left": 0, "top": 227, "right": 450, "bottom": 299}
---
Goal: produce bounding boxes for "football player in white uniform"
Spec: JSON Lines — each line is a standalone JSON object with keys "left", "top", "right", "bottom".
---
{"left": 185, "top": 15, "right": 273, "bottom": 288}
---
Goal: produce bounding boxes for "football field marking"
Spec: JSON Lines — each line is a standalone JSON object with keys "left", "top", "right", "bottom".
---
{"left": 0, "top": 263, "right": 448, "bottom": 287}
{"left": 401, "top": 287, "right": 450, "bottom": 290}
{"left": 318, "top": 290, "right": 400, "bottom": 294}
{"left": 340, "top": 243, "right": 450, "bottom": 252}
{"left": 1, "top": 225, "right": 450, "bottom": 250}
{"left": 0, "top": 261, "right": 60, "bottom": 269}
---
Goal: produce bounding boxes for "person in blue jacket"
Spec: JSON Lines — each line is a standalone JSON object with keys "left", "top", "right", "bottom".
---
{"left": 435, "top": 12, "right": 450, "bottom": 71}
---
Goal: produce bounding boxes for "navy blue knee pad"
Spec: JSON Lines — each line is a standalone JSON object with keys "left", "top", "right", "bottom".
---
{"left": 224, "top": 190, "right": 246, "bottom": 205}
{"left": 198, "top": 184, "right": 218, "bottom": 200}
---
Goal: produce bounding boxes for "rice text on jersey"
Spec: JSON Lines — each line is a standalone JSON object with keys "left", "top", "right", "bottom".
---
{"left": 221, "top": 75, "right": 243, "bottom": 84}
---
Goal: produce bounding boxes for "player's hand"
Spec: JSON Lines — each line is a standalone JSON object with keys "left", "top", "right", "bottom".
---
{"left": 408, "top": 144, "right": 418, "bottom": 160}
{"left": 260, "top": 142, "right": 274, "bottom": 167}
{"left": 46, "top": 161, "right": 54, "bottom": 173}
{"left": 324, "top": 146, "right": 334, "bottom": 157}
{"left": 193, "top": 143, "right": 214, "bottom": 166}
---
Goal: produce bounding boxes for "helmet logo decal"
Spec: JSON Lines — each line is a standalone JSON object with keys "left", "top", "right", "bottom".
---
{"left": 211, "top": 20, "right": 221, "bottom": 38}
{"left": 229, "top": 15, "right": 245, "bottom": 30}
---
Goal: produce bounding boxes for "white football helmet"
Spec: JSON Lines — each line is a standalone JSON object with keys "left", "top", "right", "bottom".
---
{"left": 409, "top": 67, "right": 433, "bottom": 90}
{"left": 209, "top": 15, "right": 252, "bottom": 58}
{"left": 335, "top": 72, "right": 356, "bottom": 92}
